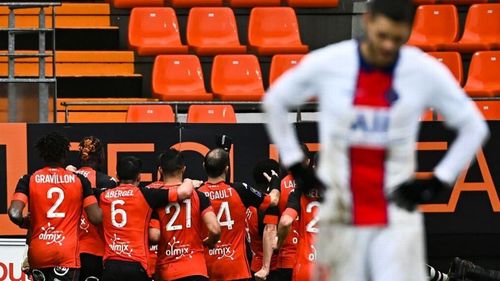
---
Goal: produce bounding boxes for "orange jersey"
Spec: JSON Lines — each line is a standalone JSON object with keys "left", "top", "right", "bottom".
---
{"left": 100, "top": 184, "right": 174, "bottom": 272}
{"left": 247, "top": 207, "right": 278, "bottom": 273}
{"left": 146, "top": 181, "right": 164, "bottom": 277}
{"left": 284, "top": 189, "right": 321, "bottom": 281}
{"left": 13, "top": 167, "right": 97, "bottom": 269}
{"left": 76, "top": 166, "right": 117, "bottom": 257}
{"left": 155, "top": 183, "right": 213, "bottom": 280}
{"left": 276, "top": 174, "right": 299, "bottom": 269}
{"left": 199, "top": 181, "right": 272, "bottom": 281}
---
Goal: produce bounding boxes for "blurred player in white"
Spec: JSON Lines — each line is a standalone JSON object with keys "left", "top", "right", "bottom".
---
{"left": 262, "top": 0, "right": 489, "bottom": 280}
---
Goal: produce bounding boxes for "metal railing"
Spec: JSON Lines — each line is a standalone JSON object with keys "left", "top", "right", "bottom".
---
{"left": 60, "top": 101, "right": 318, "bottom": 123}
{"left": 0, "top": 2, "right": 61, "bottom": 122}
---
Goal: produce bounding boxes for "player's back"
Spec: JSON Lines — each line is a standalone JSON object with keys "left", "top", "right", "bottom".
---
{"left": 294, "top": 190, "right": 321, "bottom": 281}
{"left": 28, "top": 167, "right": 87, "bottom": 268}
{"left": 276, "top": 174, "right": 299, "bottom": 268}
{"left": 199, "top": 181, "right": 249, "bottom": 280}
{"left": 77, "top": 166, "right": 116, "bottom": 257}
{"left": 100, "top": 184, "right": 153, "bottom": 271}
{"left": 156, "top": 184, "right": 209, "bottom": 280}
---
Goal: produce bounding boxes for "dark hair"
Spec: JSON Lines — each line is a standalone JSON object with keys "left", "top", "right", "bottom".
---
{"left": 35, "top": 131, "right": 70, "bottom": 164}
{"left": 159, "top": 149, "right": 185, "bottom": 177}
{"left": 117, "top": 156, "right": 142, "bottom": 181}
{"left": 252, "top": 159, "right": 280, "bottom": 192}
{"left": 79, "top": 136, "right": 104, "bottom": 165}
{"left": 367, "top": 0, "right": 414, "bottom": 24}
{"left": 204, "top": 148, "right": 229, "bottom": 179}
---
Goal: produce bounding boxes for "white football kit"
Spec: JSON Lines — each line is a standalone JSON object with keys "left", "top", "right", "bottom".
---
{"left": 263, "top": 39, "right": 488, "bottom": 281}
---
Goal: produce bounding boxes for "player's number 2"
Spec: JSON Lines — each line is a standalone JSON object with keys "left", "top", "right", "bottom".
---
{"left": 47, "top": 187, "right": 65, "bottom": 218}
{"left": 111, "top": 200, "right": 127, "bottom": 228}
{"left": 306, "top": 201, "right": 320, "bottom": 233}
{"left": 165, "top": 199, "right": 192, "bottom": 231}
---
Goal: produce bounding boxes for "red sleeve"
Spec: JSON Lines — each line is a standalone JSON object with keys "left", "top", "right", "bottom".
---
{"left": 263, "top": 206, "right": 279, "bottom": 224}
{"left": 13, "top": 193, "right": 28, "bottom": 205}
{"left": 149, "top": 219, "right": 160, "bottom": 229}
{"left": 83, "top": 196, "right": 97, "bottom": 208}
{"left": 258, "top": 195, "right": 272, "bottom": 212}
{"left": 282, "top": 208, "right": 299, "bottom": 220}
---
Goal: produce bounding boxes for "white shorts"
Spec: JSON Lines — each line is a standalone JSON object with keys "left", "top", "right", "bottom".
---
{"left": 314, "top": 205, "right": 427, "bottom": 281}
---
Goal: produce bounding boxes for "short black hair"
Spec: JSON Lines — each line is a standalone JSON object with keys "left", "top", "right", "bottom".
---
{"left": 117, "top": 156, "right": 142, "bottom": 181}
{"left": 159, "top": 149, "right": 185, "bottom": 177}
{"left": 79, "top": 136, "right": 104, "bottom": 165}
{"left": 368, "top": 0, "right": 414, "bottom": 24}
{"left": 252, "top": 159, "right": 280, "bottom": 192}
{"left": 204, "top": 148, "right": 229, "bottom": 179}
{"left": 35, "top": 131, "right": 70, "bottom": 164}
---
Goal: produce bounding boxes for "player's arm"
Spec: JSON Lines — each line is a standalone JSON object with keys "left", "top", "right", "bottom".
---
{"left": 263, "top": 53, "right": 320, "bottom": 188}
{"left": 277, "top": 190, "right": 301, "bottom": 251}
{"left": 199, "top": 191, "right": 221, "bottom": 249}
{"left": 78, "top": 174, "right": 103, "bottom": 225}
{"left": 148, "top": 214, "right": 161, "bottom": 244}
{"left": 141, "top": 178, "right": 195, "bottom": 209}
{"left": 9, "top": 175, "right": 31, "bottom": 228}
{"left": 232, "top": 181, "right": 279, "bottom": 212}
{"left": 255, "top": 206, "right": 279, "bottom": 281}
{"left": 96, "top": 172, "right": 118, "bottom": 191}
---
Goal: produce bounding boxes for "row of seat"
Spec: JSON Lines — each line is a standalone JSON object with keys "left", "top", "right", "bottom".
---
{"left": 126, "top": 104, "right": 237, "bottom": 123}
{"left": 152, "top": 54, "right": 302, "bottom": 101}
{"left": 126, "top": 101, "right": 500, "bottom": 123}
{"left": 111, "top": 0, "right": 339, "bottom": 8}
{"left": 407, "top": 4, "right": 500, "bottom": 52}
{"left": 129, "top": 7, "right": 308, "bottom": 56}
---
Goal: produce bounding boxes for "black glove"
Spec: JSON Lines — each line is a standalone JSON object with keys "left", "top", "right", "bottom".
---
{"left": 391, "top": 176, "right": 449, "bottom": 211}
{"left": 289, "top": 162, "right": 324, "bottom": 195}
{"left": 216, "top": 134, "right": 233, "bottom": 152}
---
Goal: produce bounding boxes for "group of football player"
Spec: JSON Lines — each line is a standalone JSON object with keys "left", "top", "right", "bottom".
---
{"left": 8, "top": 132, "right": 322, "bottom": 281}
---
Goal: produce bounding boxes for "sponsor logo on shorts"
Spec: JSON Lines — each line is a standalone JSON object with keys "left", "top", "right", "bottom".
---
{"left": 208, "top": 243, "right": 235, "bottom": 260}
{"left": 109, "top": 233, "right": 133, "bottom": 257}
{"left": 38, "top": 223, "right": 65, "bottom": 246}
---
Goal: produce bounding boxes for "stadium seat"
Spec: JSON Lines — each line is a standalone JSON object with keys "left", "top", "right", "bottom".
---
{"left": 441, "top": 4, "right": 500, "bottom": 52}
{"left": 187, "top": 8, "right": 246, "bottom": 56}
{"left": 170, "top": 0, "right": 223, "bottom": 8}
{"left": 406, "top": 5, "right": 458, "bottom": 52}
{"left": 285, "top": 0, "right": 340, "bottom": 8}
{"left": 427, "top": 52, "right": 463, "bottom": 85}
{"left": 269, "top": 54, "right": 305, "bottom": 85}
{"left": 474, "top": 101, "right": 500, "bottom": 120}
{"left": 111, "top": 0, "right": 164, "bottom": 9}
{"left": 187, "top": 105, "right": 237, "bottom": 123}
{"left": 126, "top": 105, "right": 175, "bottom": 122}
{"left": 228, "top": 0, "right": 280, "bottom": 7}
{"left": 248, "top": 7, "right": 309, "bottom": 55}
{"left": 128, "top": 7, "right": 188, "bottom": 56}
{"left": 211, "top": 55, "right": 265, "bottom": 101}
{"left": 152, "top": 55, "right": 213, "bottom": 101}
{"left": 463, "top": 51, "right": 500, "bottom": 97}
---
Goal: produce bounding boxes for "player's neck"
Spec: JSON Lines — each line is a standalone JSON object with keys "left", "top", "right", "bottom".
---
{"left": 359, "top": 40, "right": 394, "bottom": 69}
{"left": 120, "top": 180, "right": 138, "bottom": 186}
{"left": 163, "top": 177, "right": 182, "bottom": 186}
{"left": 207, "top": 176, "right": 226, "bottom": 184}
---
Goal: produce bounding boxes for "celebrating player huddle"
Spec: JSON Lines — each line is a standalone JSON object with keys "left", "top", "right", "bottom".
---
{"left": 7, "top": 132, "right": 304, "bottom": 281}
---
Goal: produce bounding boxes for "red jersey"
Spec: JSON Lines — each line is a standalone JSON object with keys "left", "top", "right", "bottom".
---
{"left": 199, "top": 181, "right": 272, "bottom": 280}
{"left": 76, "top": 166, "right": 117, "bottom": 257}
{"left": 275, "top": 174, "right": 299, "bottom": 269}
{"left": 100, "top": 184, "right": 175, "bottom": 272}
{"left": 284, "top": 189, "right": 321, "bottom": 281}
{"left": 155, "top": 183, "right": 213, "bottom": 280}
{"left": 246, "top": 206, "right": 278, "bottom": 273}
{"left": 13, "top": 167, "right": 96, "bottom": 269}
{"left": 146, "top": 181, "right": 164, "bottom": 277}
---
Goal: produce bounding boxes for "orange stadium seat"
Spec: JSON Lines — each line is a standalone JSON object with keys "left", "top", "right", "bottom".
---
{"left": 152, "top": 55, "right": 213, "bottom": 101}
{"left": 128, "top": 7, "right": 187, "bottom": 56}
{"left": 126, "top": 105, "right": 175, "bottom": 122}
{"left": 111, "top": 0, "right": 164, "bottom": 8}
{"left": 407, "top": 5, "right": 459, "bottom": 52}
{"left": 187, "top": 105, "right": 237, "bottom": 123}
{"left": 187, "top": 7, "right": 246, "bottom": 56}
{"left": 248, "top": 7, "right": 309, "bottom": 55}
{"left": 427, "top": 52, "right": 463, "bottom": 85}
{"left": 441, "top": 4, "right": 500, "bottom": 52}
{"left": 269, "top": 54, "right": 305, "bottom": 85}
{"left": 463, "top": 51, "right": 500, "bottom": 97}
{"left": 170, "top": 0, "right": 223, "bottom": 8}
{"left": 285, "top": 0, "right": 340, "bottom": 8}
{"left": 228, "top": 0, "right": 281, "bottom": 7}
{"left": 211, "top": 55, "right": 265, "bottom": 101}
{"left": 474, "top": 101, "right": 500, "bottom": 120}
